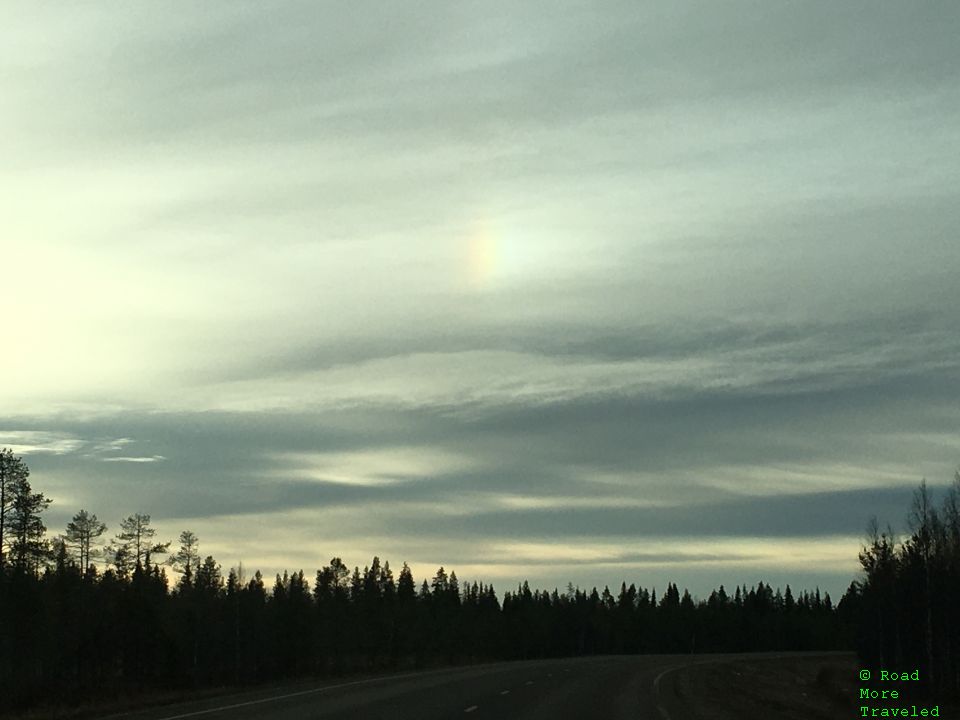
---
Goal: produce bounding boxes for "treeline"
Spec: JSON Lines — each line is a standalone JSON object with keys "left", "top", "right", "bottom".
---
{"left": 1, "top": 448, "right": 847, "bottom": 713}
{"left": 842, "top": 472, "right": 960, "bottom": 699}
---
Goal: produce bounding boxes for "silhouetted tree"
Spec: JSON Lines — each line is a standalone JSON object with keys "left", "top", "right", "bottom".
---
{"left": 0, "top": 448, "right": 31, "bottom": 571}
{"left": 169, "top": 530, "right": 201, "bottom": 586}
{"left": 5, "top": 468, "right": 51, "bottom": 573}
{"left": 852, "top": 471, "right": 960, "bottom": 699}
{"left": 109, "top": 514, "right": 169, "bottom": 577}
{"left": 64, "top": 510, "right": 107, "bottom": 573}
{"left": 0, "top": 460, "right": 868, "bottom": 714}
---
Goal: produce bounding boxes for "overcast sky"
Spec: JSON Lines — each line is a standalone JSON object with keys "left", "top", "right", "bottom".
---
{"left": 2, "top": 1, "right": 958, "bottom": 600}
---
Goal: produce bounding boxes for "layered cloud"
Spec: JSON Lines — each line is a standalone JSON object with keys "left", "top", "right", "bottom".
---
{"left": 2, "top": 1, "right": 958, "bottom": 598}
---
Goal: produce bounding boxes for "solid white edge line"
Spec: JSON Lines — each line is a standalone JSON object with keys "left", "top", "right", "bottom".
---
{"left": 652, "top": 665, "right": 682, "bottom": 720}
{"left": 653, "top": 652, "right": 821, "bottom": 720}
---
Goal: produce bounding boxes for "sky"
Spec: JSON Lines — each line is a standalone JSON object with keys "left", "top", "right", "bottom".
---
{"left": 2, "top": 1, "right": 959, "bottom": 600}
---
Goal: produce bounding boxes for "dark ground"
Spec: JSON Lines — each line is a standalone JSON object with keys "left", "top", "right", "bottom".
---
{"left": 15, "top": 652, "right": 953, "bottom": 720}
{"left": 664, "top": 654, "right": 959, "bottom": 720}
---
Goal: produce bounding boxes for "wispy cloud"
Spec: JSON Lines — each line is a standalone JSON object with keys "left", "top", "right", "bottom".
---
{"left": 2, "top": 1, "right": 958, "bottom": 598}
{"left": 87, "top": 437, "right": 135, "bottom": 454}
{"left": 101, "top": 455, "right": 166, "bottom": 463}
{"left": 0, "top": 431, "right": 84, "bottom": 456}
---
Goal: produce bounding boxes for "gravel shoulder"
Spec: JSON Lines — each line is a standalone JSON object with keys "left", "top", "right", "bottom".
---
{"left": 666, "top": 653, "right": 860, "bottom": 720}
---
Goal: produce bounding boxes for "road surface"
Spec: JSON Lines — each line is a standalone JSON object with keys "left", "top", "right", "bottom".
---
{"left": 103, "top": 653, "right": 839, "bottom": 720}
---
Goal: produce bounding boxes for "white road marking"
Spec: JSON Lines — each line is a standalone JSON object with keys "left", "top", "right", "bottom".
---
{"left": 652, "top": 665, "right": 682, "bottom": 720}
{"left": 464, "top": 705, "right": 479, "bottom": 713}
{"left": 653, "top": 656, "right": 766, "bottom": 720}
{"left": 525, "top": 680, "right": 533, "bottom": 685}
{"left": 500, "top": 689, "right": 510, "bottom": 695}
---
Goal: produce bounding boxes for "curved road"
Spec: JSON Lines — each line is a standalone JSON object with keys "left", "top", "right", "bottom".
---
{"left": 104, "top": 653, "right": 821, "bottom": 720}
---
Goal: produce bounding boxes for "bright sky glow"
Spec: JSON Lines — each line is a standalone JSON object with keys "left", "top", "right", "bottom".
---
{"left": 2, "top": 1, "right": 959, "bottom": 599}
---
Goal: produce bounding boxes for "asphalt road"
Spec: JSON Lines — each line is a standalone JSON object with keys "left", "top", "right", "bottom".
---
{"left": 103, "top": 653, "right": 810, "bottom": 720}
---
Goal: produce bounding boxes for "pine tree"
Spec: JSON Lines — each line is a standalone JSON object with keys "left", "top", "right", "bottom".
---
{"left": 64, "top": 509, "right": 108, "bottom": 572}
{"left": 110, "top": 514, "right": 169, "bottom": 576}
{"left": 0, "top": 448, "right": 31, "bottom": 570}
{"left": 169, "top": 530, "right": 201, "bottom": 578}
{"left": 6, "top": 467, "right": 51, "bottom": 573}
{"left": 195, "top": 555, "right": 223, "bottom": 595}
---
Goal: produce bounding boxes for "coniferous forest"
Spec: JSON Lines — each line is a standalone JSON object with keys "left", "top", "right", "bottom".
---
{"left": 846, "top": 473, "right": 960, "bottom": 700}
{"left": 1, "top": 447, "right": 958, "bottom": 713}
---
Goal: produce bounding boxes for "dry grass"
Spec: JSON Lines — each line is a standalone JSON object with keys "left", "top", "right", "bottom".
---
{"left": 673, "top": 653, "right": 860, "bottom": 720}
